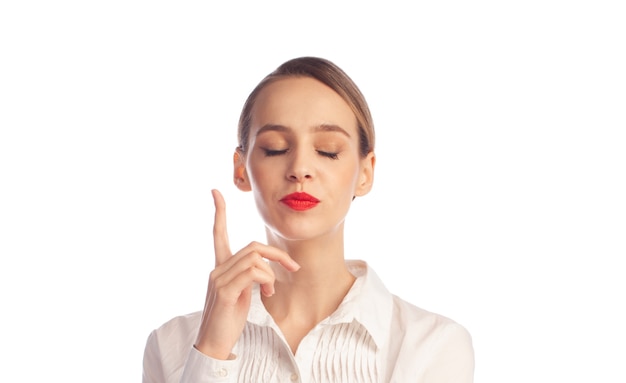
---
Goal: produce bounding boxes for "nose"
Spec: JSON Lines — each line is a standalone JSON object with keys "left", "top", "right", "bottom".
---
{"left": 286, "top": 149, "right": 314, "bottom": 182}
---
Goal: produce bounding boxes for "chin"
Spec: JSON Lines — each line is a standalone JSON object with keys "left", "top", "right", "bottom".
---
{"left": 267, "top": 225, "right": 320, "bottom": 242}
{"left": 266, "top": 218, "right": 344, "bottom": 244}
{"left": 266, "top": 221, "right": 328, "bottom": 241}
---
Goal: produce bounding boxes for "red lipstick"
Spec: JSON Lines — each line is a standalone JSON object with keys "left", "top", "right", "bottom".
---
{"left": 280, "top": 192, "right": 320, "bottom": 211}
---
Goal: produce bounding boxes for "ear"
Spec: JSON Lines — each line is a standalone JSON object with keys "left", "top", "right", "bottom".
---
{"left": 354, "top": 152, "right": 375, "bottom": 197}
{"left": 233, "top": 149, "right": 251, "bottom": 192}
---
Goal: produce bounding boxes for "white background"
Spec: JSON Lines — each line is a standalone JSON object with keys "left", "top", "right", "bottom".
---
{"left": 1, "top": 1, "right": 625, "bottom": 382}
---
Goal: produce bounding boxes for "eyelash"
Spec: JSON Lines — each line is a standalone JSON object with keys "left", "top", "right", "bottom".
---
{"left": 317, "top": 150, "right": 339, "bottom": 160}
{"left": 264, "top": 149, "right": 288, "bottom": 157}
{"left": 262, "top": 149, "right": 339, "bottom": 160}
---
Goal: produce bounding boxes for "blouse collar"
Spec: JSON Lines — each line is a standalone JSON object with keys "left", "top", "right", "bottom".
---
{"left": 247, "top": 260, "right": 394, "bottom": 350}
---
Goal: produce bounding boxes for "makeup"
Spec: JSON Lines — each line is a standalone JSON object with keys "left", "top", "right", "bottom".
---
{"left": 280, "top": 192, "right": 320, "bottom": 211}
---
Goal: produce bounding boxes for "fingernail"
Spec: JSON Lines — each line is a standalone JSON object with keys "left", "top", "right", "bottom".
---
{"left": 263, "top": 285, "right": 274, "bottom": 297}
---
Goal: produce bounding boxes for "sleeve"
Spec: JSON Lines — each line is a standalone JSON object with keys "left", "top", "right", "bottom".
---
{"left": 143, "top": 329, "right": 239, "bottom": 383}
{"left": 421, "top": 323, "right": 474, "bottom": 383}
{"left": 180, "top": 347, "right": 239, "bottom": 383}
{"left": 142, "top": 330, "right": 166, "bottom": 383}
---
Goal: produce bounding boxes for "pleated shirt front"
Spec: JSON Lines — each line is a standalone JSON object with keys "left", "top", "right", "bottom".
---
{"left": 143, "top": 260, "right": 474, "bottom": 383}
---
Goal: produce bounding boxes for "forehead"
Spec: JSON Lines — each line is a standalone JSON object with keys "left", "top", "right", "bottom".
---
{"left": 250, "top": 77, "right": 358, "bottom": 135}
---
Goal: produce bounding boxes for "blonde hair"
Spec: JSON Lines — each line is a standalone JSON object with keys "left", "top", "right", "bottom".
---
{"left": 237, "top": 57, "right": 375, "bottom": 158}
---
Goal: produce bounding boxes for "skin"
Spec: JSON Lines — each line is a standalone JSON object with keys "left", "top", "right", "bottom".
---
{"left": 195, "top": 76, "right": 376, "bottom": 358}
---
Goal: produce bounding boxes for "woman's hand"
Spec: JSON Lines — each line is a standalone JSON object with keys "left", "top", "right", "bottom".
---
{"left": 194, "top": 189, "right": 300, "bottom": 360}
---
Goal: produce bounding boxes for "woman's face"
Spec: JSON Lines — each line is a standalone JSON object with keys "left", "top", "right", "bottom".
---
{"left": 236, "top": 76, "right": 374, "bottom": 242}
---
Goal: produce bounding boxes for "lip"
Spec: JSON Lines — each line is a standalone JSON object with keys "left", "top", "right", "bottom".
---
{"left": 280, "top": 192, "right": 320, "bottom": 211}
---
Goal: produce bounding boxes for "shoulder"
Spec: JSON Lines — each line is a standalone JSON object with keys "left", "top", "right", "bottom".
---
{"left": 147, "top": 311, "right": 203, "bottom": 350}
{"left": 391, "top": 295, "right": 466, "bottom": 331}
{"left": 349, "top": 260, "right": 473, "bottom": 352}
{"left": 142, "top": 311, "right": 203, "bottom": 382}
{"left": 391, "top": 294, "right": 473, "bottom": 347}
{"left": 388, "top": 296, "right": 474, "bottom": 381}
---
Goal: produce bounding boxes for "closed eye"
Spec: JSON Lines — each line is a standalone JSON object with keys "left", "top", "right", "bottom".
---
{"left": 317, "top": 150, "right": 339, "bottom": 160}
{"left": 263, "top": 148, "right": 288, "bottom": 157}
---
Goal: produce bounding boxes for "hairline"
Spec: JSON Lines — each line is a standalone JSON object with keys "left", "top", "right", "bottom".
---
{"left": 238, "top": 62, "right": 374, "bottom": 158}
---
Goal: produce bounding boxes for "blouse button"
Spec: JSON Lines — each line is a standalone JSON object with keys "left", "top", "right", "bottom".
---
{"left": 290, "top": 373, "right": 299, "bottom": 381}
{"left": 215, "top": 368, "right": 228, "bottom": 377}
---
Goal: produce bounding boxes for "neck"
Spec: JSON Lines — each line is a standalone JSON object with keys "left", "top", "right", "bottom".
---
{"left": 262, "top": 224, "right": 356, "bottom": 326}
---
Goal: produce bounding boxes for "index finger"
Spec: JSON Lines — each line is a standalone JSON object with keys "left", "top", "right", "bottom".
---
{"left": 212, "top": 189, "right": 231, "bottom": 265}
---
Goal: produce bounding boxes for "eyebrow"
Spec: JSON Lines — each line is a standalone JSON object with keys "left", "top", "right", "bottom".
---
{"left": 315, "top": 123, "right": 351, "bottom": 138}
{"left": 255, "top": 123, "right": 351, "bottom": 138}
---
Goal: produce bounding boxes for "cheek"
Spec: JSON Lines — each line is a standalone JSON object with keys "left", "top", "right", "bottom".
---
{"left": 247, "top": 160, "right": 278, "bottom": 190}
{"left": 330, "top": 162, "right": 360, "bottom": 191}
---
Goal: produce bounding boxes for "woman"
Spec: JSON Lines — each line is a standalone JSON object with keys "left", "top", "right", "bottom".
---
{"left": 143, "top": 57, "right": 474, "bottom": 382}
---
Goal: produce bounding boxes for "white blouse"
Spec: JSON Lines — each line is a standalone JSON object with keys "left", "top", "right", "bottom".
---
{"left": 142, "top": 260, "right": 474, "bottom": 383}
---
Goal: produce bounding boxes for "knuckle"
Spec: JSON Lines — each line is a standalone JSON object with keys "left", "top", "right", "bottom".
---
{"left": 209, "top": 274, "right": 222, "bottom": 289}
{"left": 208, "top": 269, "right": 219, "bottom": 281}
{"left": 243, "top": 250, "right": 262, "bottom": 263}
{"left": 244, "top": 267, "right": 256, "bottom": 277}
{"left": 209, "top": 269, "right": 227, "bottom": 288}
